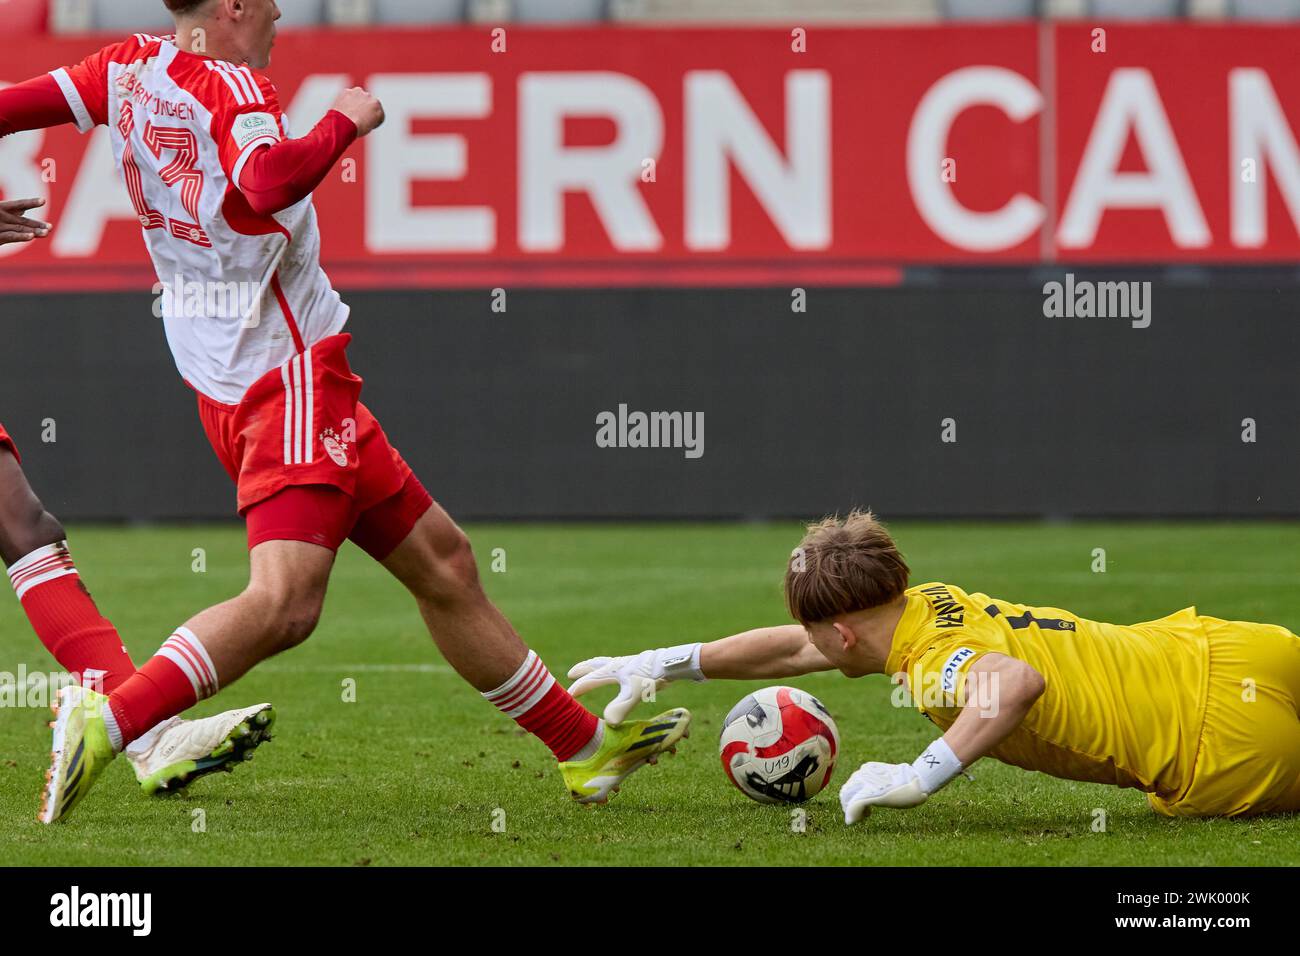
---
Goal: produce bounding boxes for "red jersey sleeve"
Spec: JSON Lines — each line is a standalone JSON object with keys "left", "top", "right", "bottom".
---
{"left": 209, "top": 69, "right": 286, "bottom": 187}
{"left": 0, "top": 74, "right": 76, "bottom": 138}
{"left": 49, "top": 38, "right": 142, "bottom": 133}
{"left": 238, "top": 111, "right": 357, "bottom": 216}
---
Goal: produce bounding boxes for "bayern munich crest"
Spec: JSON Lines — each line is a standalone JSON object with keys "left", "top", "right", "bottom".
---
{"left": 319, "top": 427, "right": 350, "bottom": 467}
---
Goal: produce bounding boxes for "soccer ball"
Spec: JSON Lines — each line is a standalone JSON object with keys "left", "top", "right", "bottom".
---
{"left": 718, "top": 685, "right": 840, "bottom": 804}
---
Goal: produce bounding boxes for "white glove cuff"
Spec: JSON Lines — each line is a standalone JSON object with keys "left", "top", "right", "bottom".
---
{"left": 658, "top": 642, "right": 705, "bottom": 682}
{"left": 911, "top": 737, "right": 963, "bottom": 795}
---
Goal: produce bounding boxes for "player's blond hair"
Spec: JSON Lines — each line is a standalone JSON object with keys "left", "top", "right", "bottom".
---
{"left": 783, "top": 510, "right": 910, "bottom": 624}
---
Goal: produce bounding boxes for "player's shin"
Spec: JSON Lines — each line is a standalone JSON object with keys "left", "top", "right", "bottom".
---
{"left": 483, "top": 650, "right": 601, "bottom": 761}
{"left": 8, "top": 541, "right": 136, "bottom": 693}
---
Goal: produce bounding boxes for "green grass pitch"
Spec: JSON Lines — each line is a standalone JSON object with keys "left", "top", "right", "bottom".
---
{"left": 3, "top": 521, "right": 1299, "bottom": 866}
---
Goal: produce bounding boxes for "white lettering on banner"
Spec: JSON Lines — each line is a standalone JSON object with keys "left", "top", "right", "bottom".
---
{"left": 907, "top": 65, "right": 1045, "bottom": 252}
{"left": 685, "top": 70, "right": 831, "bottom": 251}
{"left": 1058, "top": 68, "right": 1209, "bottom": 249}
{"left": 19, "top": 58, "right": 1300, "bottom": 268}
{"left": 519, "top": 71, "right": 664, "bottom": 252}
{"left": 366, "top": 73, "right": 495, "bottom": 252}
{"left": 1229, "top": 68, "right": 1300, "bottom": 248}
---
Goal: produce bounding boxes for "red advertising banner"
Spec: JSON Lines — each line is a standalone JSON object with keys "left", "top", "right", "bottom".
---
{"left": 2, "top": 23, "right": 1299, "bottom": 290}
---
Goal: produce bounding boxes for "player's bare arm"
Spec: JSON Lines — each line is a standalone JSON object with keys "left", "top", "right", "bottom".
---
{"left": 941, "top": 652, "right": 1045, "bottom": 767}
{"left": 838, "top": 652, "right": 1047, "bottom": 825}
{"left": 568, "top": 624, "right": 833, "bottom": 723}
{"left": 702, "top": 625, "right": 835, "bottom": 680}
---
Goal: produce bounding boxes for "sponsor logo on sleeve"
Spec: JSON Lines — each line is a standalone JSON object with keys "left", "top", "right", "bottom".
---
{"left": 231, "top": 111, "right": 279, "bottom": 150}
{"left": 940, "top": 647, "right": 976, "bottom": 696}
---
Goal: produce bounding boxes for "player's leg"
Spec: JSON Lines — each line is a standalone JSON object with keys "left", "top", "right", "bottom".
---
{"left": 355, "top": 479, "right": 690, "bottom": 803}
{"left": 4, "top": 430, "right": 287, "bottom": 813}
{"left": 368, "top": 492, "right": 592, "bottom": 727}
{"left": 44, "top": 346, "right": 364, "bottom": 819}
{"left": 40, "top": 488, "right": 341, "bottom": 822}
{"left": 106, "top": 529, "right": 335, "bottom": 748}
{"left": 0, "top": 434, "right": 135, "bottom": 693}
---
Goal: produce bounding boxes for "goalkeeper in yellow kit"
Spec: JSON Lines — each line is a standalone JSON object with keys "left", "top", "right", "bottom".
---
{"left": 568, "top": 512, "right": 1300, "bottom": 821}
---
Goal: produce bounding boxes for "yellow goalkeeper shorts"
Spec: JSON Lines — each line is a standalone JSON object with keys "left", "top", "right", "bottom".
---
{"left": 1149, "top": 617, "right": 1300, "bottom": 818}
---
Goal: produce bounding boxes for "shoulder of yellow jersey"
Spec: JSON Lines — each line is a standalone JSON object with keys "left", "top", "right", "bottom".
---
{"left": 891, "top": 582, "right": 1010, "bottom": 712}
{"left": 899, "top": 582, "right": 1003, "bottom": 661}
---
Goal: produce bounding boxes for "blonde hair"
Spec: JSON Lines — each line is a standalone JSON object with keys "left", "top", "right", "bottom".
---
{"left": 783, "top": 510, "right": 910, "bottom": 624}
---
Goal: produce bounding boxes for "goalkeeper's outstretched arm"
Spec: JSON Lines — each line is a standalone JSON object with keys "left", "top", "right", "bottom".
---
{"left": 567, "top": 624, "right": 833, "bottom": 723}
{"left": 698, "top": 625, "right": 835, "bottom": 679}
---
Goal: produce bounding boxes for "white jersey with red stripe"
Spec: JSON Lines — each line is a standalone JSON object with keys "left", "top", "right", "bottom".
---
{"left": 50, "top": 34, "right": 348, "bottom": 404}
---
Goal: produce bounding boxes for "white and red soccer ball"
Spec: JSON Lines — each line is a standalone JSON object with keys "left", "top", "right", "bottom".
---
{"left": 718, "top": 686, "right": 840, "bottom": 804}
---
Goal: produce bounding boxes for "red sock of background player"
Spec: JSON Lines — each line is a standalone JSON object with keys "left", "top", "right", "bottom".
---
{"left": 7, "top": 541, "right": 136, "bottom": 693}
{"left": 482, "top": 650, "right": 601, "bottom": 761}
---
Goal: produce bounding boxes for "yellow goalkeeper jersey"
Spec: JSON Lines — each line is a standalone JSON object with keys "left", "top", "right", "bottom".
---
{"left": 885, "top": 582, "right": 1209, "bottom": 798}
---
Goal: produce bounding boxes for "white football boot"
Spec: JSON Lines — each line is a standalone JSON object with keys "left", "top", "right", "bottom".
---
{"left": 124, "top": 704, "right": 275, "bottom": 795}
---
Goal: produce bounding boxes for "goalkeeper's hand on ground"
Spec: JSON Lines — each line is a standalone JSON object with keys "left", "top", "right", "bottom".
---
{"left": 839, "top": 761, "right": 929, "bottom": 824}
{"left": 840, "top": 738, "right": 965, "bottom": 824}
{"left": 567, "top": 644, "right": 704, "bottom": 724}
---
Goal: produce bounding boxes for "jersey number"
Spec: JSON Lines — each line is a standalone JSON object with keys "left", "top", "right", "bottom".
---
{"left": 984, "top": 604, "right": 1076, "bottom": 632}
{"left": 118, "top": 104, "right": 211, "bottom": 248}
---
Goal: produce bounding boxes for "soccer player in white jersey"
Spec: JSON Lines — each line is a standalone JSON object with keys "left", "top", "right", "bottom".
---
{"left": 0, "top": 207, "right": 274, "bottom": 801}
{"left": 0, "top": 0, "right": 689, "bottom": 824}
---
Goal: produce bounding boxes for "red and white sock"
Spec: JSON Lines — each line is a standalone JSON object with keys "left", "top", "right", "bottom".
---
{"left": 104, "top": 626, "right": 218, "bottom": 752}
{"left": 8, "top": 541, "right": 136, "bottom": 693}
{"left": 482, "top": 650, "right": 600, "bottom": 761}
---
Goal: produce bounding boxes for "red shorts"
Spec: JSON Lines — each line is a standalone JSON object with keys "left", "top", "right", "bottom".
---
{"left": 195, "top": 333, "right": 433, "bottom": 559}
{"left": 0, "top": 423, "right": 17, "bottom": 462}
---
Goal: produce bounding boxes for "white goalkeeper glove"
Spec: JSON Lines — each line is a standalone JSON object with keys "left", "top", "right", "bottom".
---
{"left": 567, "top": 643, "right": 704, "bottom": 724}
{"left": 839, "top": 763, "right": 928, "bottom": 824}
{"left": 839, "top": 738, "right": 964, "bottom": 825}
